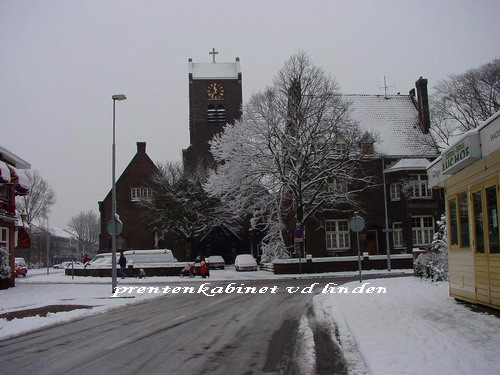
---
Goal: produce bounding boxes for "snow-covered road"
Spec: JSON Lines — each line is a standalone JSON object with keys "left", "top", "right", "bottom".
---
{"left": 1, "top": 268, "right": 499, "bottom": 374}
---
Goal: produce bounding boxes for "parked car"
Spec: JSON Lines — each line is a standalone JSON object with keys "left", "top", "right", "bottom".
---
{"left": 85, "top": 250, "right": 177, "bottom": 269}
{"left": 234, "top": 254, "right": 258, "bottom": 271}
{"left": 206, "top": 255, "right": 225, "bottom": 270}
{"left": 53, "top": 261, "right": 83, "bottom": 269}
{"left": 14, "top": 257, "right": 28, "bottom": 277}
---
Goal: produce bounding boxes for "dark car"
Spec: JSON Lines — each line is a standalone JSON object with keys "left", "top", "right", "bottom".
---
{"left": 14, "top": 257, "right": 28, "bottom": 277}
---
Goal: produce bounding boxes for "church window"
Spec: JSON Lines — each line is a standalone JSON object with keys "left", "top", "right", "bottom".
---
{"left": 207, "top": 105, "right": 217, "bottom": 125}
{"left": 207, "top": 105, "right": 226, "bottom": 125}
{"left": 216, "top": 105, "right": 226, "bottom": 125}
{"left": 131, "top": 188, "right": 141, "bottom": 201}
{"left": 131, "top": 187, "right": 152, "bottom": 202}
{"left": 142, "top": 188, "right": 152, "bottom": 201}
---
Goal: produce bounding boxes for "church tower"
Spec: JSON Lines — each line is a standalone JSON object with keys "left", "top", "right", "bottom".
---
{"left": 182, "top": 50, "right": 242, "bottom": 171}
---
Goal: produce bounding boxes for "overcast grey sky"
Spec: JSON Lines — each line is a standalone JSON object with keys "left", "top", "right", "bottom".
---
{"left": 1, "top": 0, "right": 499, "bottom": 229}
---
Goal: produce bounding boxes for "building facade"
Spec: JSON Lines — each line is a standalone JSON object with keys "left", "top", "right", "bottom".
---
{"left": 183, "top": 56, "right": 243, "bottom": 170}
{"left": 98, "top": 56, "right": 443, "bottom": 263}
{"left": 0, "top": 146, "right": 31, "bottom": 288}
{"left": 301, "top": 78, "right": 443, "bottom": 258}
{"left": 428, "top": 110, "right": 500, "bottom": 310}
{"left": 99, "top": 142, "right": 159, "bottom": 253}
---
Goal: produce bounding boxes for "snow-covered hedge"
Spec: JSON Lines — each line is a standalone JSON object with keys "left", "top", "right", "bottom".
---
{"left": 415, "top": 215, "right": 448, "bottom": 281}
{"left": 0, "top": 246, "right": 11, "bottom": 280}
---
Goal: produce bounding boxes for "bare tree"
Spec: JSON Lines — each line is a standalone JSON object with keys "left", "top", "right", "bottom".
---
{"left": 67, "top": 210, "right": 99, "bottom": 256}
{"left": 16, "top": 169, "right": 56, "bottom": 225}
{"left": 431, "top": 57, "right": 500, "bottom": 146}
{"left": 206, "top": 52, "right": 371, "bottom": 261}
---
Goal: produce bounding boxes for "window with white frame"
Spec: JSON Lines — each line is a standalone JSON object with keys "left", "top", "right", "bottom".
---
{"left": 390, "top": 183, "right": 401, "bottom": 201}
{"left": 142, "top": 188, "right": 152, "bottom": 201}
{"left": 131, "top": 188, "right": 142, "bottom": 201}
{"left": 131, "top": 187, "right": 153, "bottom": 202}
{"left": 408, "top": 174, "right": 431, "bottom": 198}
{"left": 325, "top": 220, "right": 350, "bottom": 251}
{"left": 392, "top": 222, "right": 403, "bottom": 248}
{"left": 411, "top": 216, "right": 434, "bottom": 246}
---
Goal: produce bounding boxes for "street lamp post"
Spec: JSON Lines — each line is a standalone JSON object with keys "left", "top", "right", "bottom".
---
{"left": 111, "top": 94, "right": 126, "bottom": 293}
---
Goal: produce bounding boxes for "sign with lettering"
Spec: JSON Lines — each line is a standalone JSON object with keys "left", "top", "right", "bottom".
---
{"left": 442, "top": 132, "right": 480, "bottom": 175}
{"left": 478, "top": 114, "right": 500, "bottom": 157}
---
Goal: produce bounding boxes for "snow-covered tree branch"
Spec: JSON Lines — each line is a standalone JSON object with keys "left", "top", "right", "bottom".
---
{"left": 141, "top": 162, "right": 240, "bottom": 259}
{"left": 430, "top": 57, "right": 500, "bottom": 147}
{"left": 206, "top": 52, "right": 372, "bottom": 261}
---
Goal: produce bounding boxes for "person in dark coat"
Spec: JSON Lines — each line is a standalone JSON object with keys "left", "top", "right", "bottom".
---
{"left": 118, "top": 252, "right": 127, "bottom": 279}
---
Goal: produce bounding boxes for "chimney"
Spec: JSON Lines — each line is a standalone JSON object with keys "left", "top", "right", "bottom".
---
{"left": 415, "top": 77, "right": 431, "bottom": 133}
{"left": 137, "top": 142, "right": 146, "bottom": 154}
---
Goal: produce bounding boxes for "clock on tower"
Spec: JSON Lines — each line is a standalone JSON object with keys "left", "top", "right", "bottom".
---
{"left": 183, "top": 53, "right": 242, "bottom": 171}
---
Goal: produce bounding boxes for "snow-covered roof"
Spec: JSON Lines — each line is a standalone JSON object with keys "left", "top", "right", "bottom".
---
{"left": 345, "top": 95, "right": 438, "bottom": 157}
{"left": 189, "top": 61, "right": 241, "bottom": 79}
{"left": 0, "top": 144, "right": 31, "bottom": 169}
{"left": 384, "top": 158, "right": 431, "bottom": 173}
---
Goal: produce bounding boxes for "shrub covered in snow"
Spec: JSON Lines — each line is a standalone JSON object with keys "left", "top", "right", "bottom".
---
{"left": 415, "top": 214, "right": 448, "bottom": 281}
{"left": 0, "top": 246, "right": 11, "bottom": 280}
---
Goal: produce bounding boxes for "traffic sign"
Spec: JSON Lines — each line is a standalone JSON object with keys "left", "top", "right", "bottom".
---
{"left": 294, "top": 228, "right": 304, "bottom": 239}
{"left": 349, "top": 216, "right": 365, "bottom": 232}
{"left": 107, "top": 218, "right": 123, "bottom": 236}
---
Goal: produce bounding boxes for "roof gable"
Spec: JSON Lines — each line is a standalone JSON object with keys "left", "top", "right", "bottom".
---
{"left": 346, "top": 95, "right": 438, "bottom": 157}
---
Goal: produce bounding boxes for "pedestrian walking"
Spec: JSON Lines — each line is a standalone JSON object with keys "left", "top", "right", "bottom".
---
{"left": 118, "top": 252, "right": 127, "bottom": 279}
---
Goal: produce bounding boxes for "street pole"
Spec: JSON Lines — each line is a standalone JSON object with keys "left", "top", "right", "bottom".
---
{"left": 111, "top": 94, "right": 126, "bottom": 293}
{"left": 382, "top": 157, "right": 391, "bottom": 271}
{"left": 46, "top": 216, "right": 50, "bottom": 275}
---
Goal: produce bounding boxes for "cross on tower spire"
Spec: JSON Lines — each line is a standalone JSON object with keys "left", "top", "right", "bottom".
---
{"left": 209, "top": 48, "right": 219, "bottom": 63}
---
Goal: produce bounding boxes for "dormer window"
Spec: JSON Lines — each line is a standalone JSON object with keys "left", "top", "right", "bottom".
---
{"left": 360, "top": 132, "right": 375, "bottom": 154}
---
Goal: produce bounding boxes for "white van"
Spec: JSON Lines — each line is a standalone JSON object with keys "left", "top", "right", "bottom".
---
{"left": 86, "top": 250, "right": 176, "bottom": 268}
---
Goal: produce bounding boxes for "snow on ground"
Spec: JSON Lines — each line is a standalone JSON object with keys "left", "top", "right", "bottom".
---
{"left": 1, "top": 268, "right": 499, "bottom": 374}
{"left": 315, "top": 277, "right": 500, "bottom": 375}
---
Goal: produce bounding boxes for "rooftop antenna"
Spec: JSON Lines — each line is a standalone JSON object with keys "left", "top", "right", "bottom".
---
{"left": 378, "top": 76, "right": 397, "bottom": 98}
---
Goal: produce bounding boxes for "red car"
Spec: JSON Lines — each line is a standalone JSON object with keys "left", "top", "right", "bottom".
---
{"left": 14, "top": 258, "right": 28, "bottom": 277}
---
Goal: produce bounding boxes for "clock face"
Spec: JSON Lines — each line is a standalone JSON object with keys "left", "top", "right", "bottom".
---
{"left": 207, "top": 83, "right": 224, "bottom": 99}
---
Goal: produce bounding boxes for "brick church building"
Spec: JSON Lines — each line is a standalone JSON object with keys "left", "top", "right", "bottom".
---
{"left": 99, "top": 54, "right": 250, "bottom": 261}
{"left": 99, "top": 52, "right": 443, "bottom": 262}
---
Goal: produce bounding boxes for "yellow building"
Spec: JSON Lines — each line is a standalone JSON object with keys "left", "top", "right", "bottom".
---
{"left": 428, "top": 110, "right": 500, "bottom": 310}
